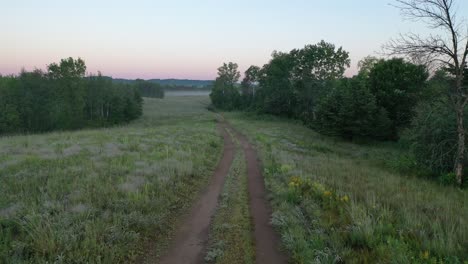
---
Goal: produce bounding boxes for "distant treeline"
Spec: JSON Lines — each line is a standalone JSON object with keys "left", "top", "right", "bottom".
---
{"left": 113, "top": 78, "right": 213, "bottom": 88}
{"left": 133, "top": 79, "right": 165, "bottom": 98}
{"left": 163, "top": 85, "right": 212, "bottom": 91}
{"left": 211, "top": 40, "right": 468, "bottom": 186}
{"left": 0, "top": 58, "right": 144, "bottom": 134}
{"left": 112, "top": 78, "right": 212, "bottom": 94}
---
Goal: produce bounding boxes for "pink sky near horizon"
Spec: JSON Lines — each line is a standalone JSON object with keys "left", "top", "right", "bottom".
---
{"left": 3, "top": 0, "right": 465, "bottom": 80}
{"left": 0, "top": 48, "right": 360, "bottom": 80}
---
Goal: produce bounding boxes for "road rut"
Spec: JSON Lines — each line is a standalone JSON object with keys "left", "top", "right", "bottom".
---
{"left": 157, "top": 122, "right": 234, "bottom": 264}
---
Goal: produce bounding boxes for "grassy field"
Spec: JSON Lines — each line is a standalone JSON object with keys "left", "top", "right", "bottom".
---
{"left": 2, "top": 95, "right": 467, "bottom": 263}
{"left": 225, "top": 112, "right": 468, "bottom": 264}
{"left": 0, "top": 96, "right": 222, "bottom": 263}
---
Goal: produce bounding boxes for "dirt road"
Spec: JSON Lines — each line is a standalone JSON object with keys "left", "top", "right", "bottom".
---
{"left": 157, "top": 123, "right": 234, "bottom": 264}
{"left": 230, "top": 124, "right": 287, "bottom": 264}
{"left": 154, "top": 119, "right": 287, "bottom": 264}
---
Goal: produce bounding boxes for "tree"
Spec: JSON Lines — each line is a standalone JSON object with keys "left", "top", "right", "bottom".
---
{"left": 47, "top": 57, "right": 86, "bottom": 80}
{"left": 316, "top": 77, "right": 392, "bottom": 140}
{"left": 367, "top": 58, "right": 428, "bottom": 138}
{"left": 290, "top": 41, "right": 350, "bottom": 122}
{"left": 47, "top": 57, "right": 87, "bottom": 129}
{"left": 240, "top": 65, "right": 260, "bottom": 107}
{"left": 210, "top": 62, "right": 241, "bottom": 110}
{"left": 0, "top": 58, "right": 143, "bottom": 135}
{"left": 357, "top": 56, "right": 379, "bottom": 79}
{"left": 256, "top": 51, "right": 297, "bottom": 116}
{"left": 386, "top": 0, "right": 468, "bottom": 186}
{"left": 0, "top": 76, "right": 21, "bottom": 133}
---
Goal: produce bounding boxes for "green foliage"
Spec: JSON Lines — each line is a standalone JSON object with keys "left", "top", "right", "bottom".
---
{"left": 134, "top": 79, "right": 164, "bottom": 98}
{"left": 0, "top": 77, "right": 21, "bottom": 133}
{"left": 291, "top": 41, "right": 350, "bottom": 81}
{"left": 368, "top": 58, "right": 428, "bottom": 138}
{"left": 403, "top": 98, "right": 466, "bottom": 180}
{"left": 255, "top": 51, "right": 297, "bottom": 116}
{"left": 439, "top": 173, "right": 458, "bottom": 186}
{"left": 315, "top": 78, "right": 392, "bottom": 140}
{"left": 210, "top": 62, "right": 241, "bottom": 110}
{"left": 0, "top": 58, "right": 143, "bottom": 134}
{"left": 225, "top": 113, "right": 468, "bottom": 263}
{"left": 375, "top": 68, "right": 466, "bottom": 182}
{"left": 210, "top": 45, "right": 429, "bottom": 143}
{"left": 240, "top": 65, "right": 260, "bottom": 108}
{"left": 291, "top": 41, "right": 351, "bottom": 121}
{"left": 357, "top": 56, "right": 379, "bottom": 79}
{"left": 210, "top": 41, "right": 351, "bottom": 119}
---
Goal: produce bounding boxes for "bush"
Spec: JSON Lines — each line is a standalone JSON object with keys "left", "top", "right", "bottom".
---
{"left": 439, "top": 173, "right": 458, "bottom": 186}
{"left": 315, "top": 78, "right": 392, "bottom": 140}
{"left": 368, "top": 58, "right": 428, "bottom": 138}
{"left": 403, "top": 99, "right": 465, "bottom": 178}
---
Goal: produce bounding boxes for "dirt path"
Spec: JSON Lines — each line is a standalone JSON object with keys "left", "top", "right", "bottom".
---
{"left": 157, "top": 123, "right": 235, "bottom": 264}
{"left": 228, "top": 123, "right": 288, "bottom": 264}
{"left": 153, "top": 119, "right": 286, "bottom": 264}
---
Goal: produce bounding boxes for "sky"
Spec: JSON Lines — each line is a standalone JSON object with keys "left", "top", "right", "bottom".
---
{"left": 1, "top": 0, "right": 467, "bottom": 80}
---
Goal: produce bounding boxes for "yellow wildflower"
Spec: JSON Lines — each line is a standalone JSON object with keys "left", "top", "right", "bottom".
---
{"left": 323, "top": 190, "right": 332, "bottom": 197}
{"left": 341, "top": 195, "right": 349, "bottom": 202}
{"left": 312, "top": 182, "right": 325, "bottom": 192}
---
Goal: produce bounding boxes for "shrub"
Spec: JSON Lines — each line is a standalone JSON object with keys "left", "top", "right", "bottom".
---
{"left": 403, "top": 99, "right": 467, "bottom": 180}
{"left": 368, "top": 58, "right": 428, "bottom": 138}
{"left": 315, "top": 78, "right": 392, "bottom": 140}
{"left": 439, "top": 173, "right": 458, "bottom": 186}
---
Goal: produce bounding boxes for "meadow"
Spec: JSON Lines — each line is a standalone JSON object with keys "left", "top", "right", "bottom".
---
{"left": 0, "top": 96, "right": 222, "bottom": 263}
{"left": 225, "top": 112, "right": 468, "bottom": 263}
{"left": 1, "top": 95, "right": 467, "bottom": 263}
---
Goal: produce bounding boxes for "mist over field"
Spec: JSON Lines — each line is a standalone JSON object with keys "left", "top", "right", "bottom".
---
{"left": 165, "top": 90, "right": 211, "bottom": 97}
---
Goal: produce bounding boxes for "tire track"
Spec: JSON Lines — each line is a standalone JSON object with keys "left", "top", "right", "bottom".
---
{"left": 228, "top": 123, "right": 288, "bottom": 264}
{"left": 156, "top": 122, "right": 235, "bottom": 264}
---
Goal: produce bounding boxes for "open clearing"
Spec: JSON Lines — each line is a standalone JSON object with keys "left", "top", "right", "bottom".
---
{"left": 1, "top": 95, "right": 467, "bottom": 263}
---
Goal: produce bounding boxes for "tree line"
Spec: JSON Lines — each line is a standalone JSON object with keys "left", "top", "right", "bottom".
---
{"left": 0, "top": 57, "right": 146, "bottom": 134}
{"left": 212, "top": 0, "right": 468, "bottom": 187}
{"left": 133, "top": 79, "right": 165, "bottom": 98}
{"left": 210, "top": 40, "right": 467, "bottom": 187}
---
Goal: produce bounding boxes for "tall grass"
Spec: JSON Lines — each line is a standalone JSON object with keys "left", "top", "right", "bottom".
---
{"left": 0, "top": 97, "right": 222, "bottom": 263}
{"left": 226, "top": 112, "right": 467, "bottom": 263}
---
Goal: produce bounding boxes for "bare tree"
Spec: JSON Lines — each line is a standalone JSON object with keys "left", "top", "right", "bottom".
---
{"left": 386, "top": 0, "right": 468, "bottom": 186}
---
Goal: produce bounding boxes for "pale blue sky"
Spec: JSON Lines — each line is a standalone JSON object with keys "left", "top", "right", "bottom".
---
{"left": 1, "top": 0, "right": 467, "bottom": 79}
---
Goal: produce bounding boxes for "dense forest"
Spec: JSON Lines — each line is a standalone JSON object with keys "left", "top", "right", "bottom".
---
{"left": 210, "top": 40, "right": 468, "bottom": 187}
{"left": 0, "top": 58, "right": 150, "bottom": 134}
